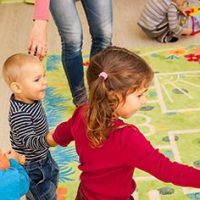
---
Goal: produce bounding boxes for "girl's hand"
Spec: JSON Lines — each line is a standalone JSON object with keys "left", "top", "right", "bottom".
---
{"left": 28, "top": 20, "right": 48, "bottom": 61}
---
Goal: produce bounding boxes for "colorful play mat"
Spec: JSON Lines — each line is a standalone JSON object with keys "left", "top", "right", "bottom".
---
{"left": 44, "top": 44, "right": 200, "bottom": 200}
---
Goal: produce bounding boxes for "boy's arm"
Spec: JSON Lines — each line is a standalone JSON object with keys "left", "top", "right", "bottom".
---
{"left": 46, "top": 130, "right": 57, "bottom": 147}
{"left": 168, "top": 4, "right": 183, "bottom": 36}
{"left": 11, "top": 111, "right": 49, "bottom": 150}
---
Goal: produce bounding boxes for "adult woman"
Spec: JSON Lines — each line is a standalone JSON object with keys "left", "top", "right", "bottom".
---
{"left": 28, "top": 0, "right": 113, "bottom": 105}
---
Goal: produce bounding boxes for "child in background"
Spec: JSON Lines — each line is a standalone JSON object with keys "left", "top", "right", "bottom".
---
{"left": 2, "top": 54, "right": 59, "bottom": 200}
{"left": 138, "top": 0, "right": 193, "bottom": 42}
{"left": 0, "top": 148, "right": 29, "bottom": 200}
{"left": 47, "top": 46, "right": 200, "bottom": 200}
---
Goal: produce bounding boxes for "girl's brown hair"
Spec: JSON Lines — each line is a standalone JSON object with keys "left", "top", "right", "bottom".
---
{"left": 86, "top": 46, "right": 154, "bottom": 147}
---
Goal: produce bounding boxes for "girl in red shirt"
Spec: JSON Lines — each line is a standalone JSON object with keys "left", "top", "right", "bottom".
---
{"left": 47, "top": 46, "right": 200, "bottom": 200}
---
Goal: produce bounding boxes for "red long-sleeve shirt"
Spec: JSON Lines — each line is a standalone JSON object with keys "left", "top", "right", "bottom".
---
{"left": 53, "top": 105, "right": 200, "bottom": 200}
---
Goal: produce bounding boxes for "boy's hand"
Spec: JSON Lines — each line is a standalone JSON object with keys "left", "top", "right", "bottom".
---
{"left": 46, "top": 130, "right": 57, "bottom": 147}
{"left": 6, "top": 150, "right": 26, "bottom": 165}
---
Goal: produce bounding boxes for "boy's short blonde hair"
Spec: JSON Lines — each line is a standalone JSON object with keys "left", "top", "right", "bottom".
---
{"left": 2, "top": 53, "right": 40, "bottom": 86}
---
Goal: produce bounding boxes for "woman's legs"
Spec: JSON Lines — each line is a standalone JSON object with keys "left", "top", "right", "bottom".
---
{"left": 50, "top": 0, "right": 112, "bottom": 105}
{"left": 82, "top": 0, "right": 113, "bottom": 57}
{"left": 50, "top": 0, "right": 86, "bottom": 106}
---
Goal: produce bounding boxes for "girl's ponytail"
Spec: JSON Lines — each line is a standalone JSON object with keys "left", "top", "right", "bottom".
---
{"left": 86, "top": 46, "right": 153, "bottom": 147}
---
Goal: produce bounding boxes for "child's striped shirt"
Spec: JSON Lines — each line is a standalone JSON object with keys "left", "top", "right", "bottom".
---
{"left": 9, "top": 95, "right": 49, "bottom": 162}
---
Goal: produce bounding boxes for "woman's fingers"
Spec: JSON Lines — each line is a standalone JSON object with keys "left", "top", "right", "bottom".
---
{"left": 28, "top": 41, "right": 48, "bottom": 60}
{"left": 28, "top": 41, "right": 38, "bottom": 56}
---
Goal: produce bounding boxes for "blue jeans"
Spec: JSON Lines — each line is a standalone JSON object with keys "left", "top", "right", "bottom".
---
{"left": 50, "top": 0, "right": 113, "bottom": 105}
{"left": 24, "top": 152, "right": 59, "bottom": 200}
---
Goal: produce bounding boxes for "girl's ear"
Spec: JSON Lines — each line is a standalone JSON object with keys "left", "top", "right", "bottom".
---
{"left": 10, "top": 82, "right": 22, "bottom": 94}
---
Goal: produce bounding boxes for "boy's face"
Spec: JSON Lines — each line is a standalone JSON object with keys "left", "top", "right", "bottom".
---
{"left": 15, "top": 62, "right": 47, "bottom": 104}
{"left": 115, "top": 87, "right": 148, "bottom": 119}
{"left": 0, "top": 150, "right": 10, "bottom": 170}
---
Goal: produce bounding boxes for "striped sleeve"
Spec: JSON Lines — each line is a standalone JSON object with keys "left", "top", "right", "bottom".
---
{"left": 167, "top": 3, "right": 183, "bottom": 36}
{"left": 10, "top": 111, "right": 48, "bottom": 150}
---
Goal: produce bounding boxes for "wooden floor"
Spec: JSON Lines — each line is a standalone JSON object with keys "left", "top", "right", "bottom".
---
{"left": 1, "top": 0, "right": 200, "bottom": 152}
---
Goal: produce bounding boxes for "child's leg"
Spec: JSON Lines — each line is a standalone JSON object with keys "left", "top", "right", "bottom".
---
{"left": 24, "top": 152, "right": 59, "bottom": 200}
{"left": 49, "top": 154, "right": 59, "bottom": 187}
{"left": 139, "top": 25, "right": 178, "bottom": 43}
{"left": 156, "top": 30, "right": 179, "bottom": 43}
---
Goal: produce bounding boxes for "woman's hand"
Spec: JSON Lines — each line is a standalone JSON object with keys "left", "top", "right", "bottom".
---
{"left": 28, "top": 20, "right": 48, "bottom": 61}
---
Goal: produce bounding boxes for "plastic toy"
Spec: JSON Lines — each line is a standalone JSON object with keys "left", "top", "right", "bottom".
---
{"left": 185, "top": 7, "right": 200, "bottom": 35}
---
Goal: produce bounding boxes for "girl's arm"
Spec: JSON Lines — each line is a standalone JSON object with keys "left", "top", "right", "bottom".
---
{"left": 53, "top": 118, "right": 74, "bottom": 147}
{"left": 136, "top": 147, "right": 200, "bottom": 188}
{"left": 123, "top": 127, "right": 200, "bottom": 188}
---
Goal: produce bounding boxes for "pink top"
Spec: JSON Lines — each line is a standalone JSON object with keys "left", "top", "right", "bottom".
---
{"left": 33, "top": 0, "right": 49, "bottom": 20}
{"left": 53, "top": 105, "right": 200, "bottom": 200}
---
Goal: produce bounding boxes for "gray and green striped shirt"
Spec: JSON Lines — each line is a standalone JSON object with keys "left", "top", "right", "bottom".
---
{"left": 138, "top": 0, "right": 184, "bottom": 37}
